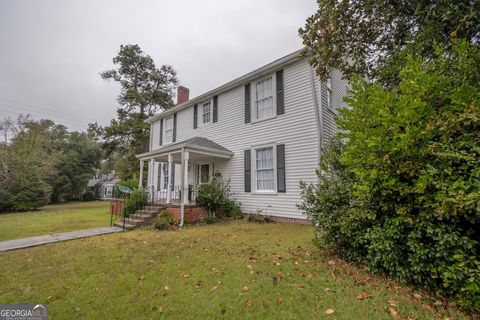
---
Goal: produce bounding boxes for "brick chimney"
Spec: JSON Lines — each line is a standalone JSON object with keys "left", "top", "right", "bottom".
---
{"left": 177, "top": 86, "right": 189, "bottom": 105}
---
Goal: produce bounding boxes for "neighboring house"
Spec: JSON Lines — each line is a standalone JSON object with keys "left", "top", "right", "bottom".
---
{"left": 137, "top": 49, "right": 349, "bottom": 223}
{"left": 86, "top": 174, "right": 120, "bottom": 200}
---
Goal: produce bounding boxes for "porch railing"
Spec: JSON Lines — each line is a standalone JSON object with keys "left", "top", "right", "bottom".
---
{"left": 113, "top": 185, "right": 199, "bottom": 230}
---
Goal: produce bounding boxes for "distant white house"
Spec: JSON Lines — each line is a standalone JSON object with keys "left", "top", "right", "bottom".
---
{"left": 136, "top": 50, "right": 349, "bottom": 222}
{"left": 86, "top": 173, "right": 120, "bottom": 200}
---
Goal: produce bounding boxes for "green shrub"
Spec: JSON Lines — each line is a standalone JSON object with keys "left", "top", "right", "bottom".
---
{"left": 82, "top": 190, "right": 95, "bottom": 201}
{"left": 223, "top": 199, "right": 243, "bottom": 219}
{"left": 300, "top": 42, "right": 480, "bottom": 311}
{"left": 114, "top": 176, "right": 139, "bottom": 198}
{"left": 202, "top": 214, "right": 217, "bottom": 224}
{"left": 154, "top": 211, "right": 177, "bottom": 230}
{"left": 196, "top": 175, "right": 231, "bottom": 218}
{"left": 123, "top": 189, "right": 148, "bottom": 217}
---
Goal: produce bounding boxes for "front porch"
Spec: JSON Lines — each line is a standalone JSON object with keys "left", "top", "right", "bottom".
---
{"left": 137, "top": 137, "right": 233, "bottom": 225}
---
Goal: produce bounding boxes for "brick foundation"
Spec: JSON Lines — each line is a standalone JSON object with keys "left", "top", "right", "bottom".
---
{"left": 166, "top": 205, "right": 208, "bottom": 224}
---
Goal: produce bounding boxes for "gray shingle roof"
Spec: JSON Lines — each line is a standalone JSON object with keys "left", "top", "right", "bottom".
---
{"left": 170, "top": 137, "right": 232, "bottom": 153}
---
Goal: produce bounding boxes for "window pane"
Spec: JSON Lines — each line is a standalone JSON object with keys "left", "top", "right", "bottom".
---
{"left": 255, "top": 77, "right": 273, "bottom": 120}
{"left": 200, "top": 164, "right": 209, "bottom": 183}
{"left": 202, "top": 102, "right": 211, "bottom": 124}
{"left": 255, "top": 146, "right": 274, "bottom": 191}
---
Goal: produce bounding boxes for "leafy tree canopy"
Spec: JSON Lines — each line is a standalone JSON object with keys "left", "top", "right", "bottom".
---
{"left": 92, "top": 44, "right": 178, "bottom": 179}
{"left": 299, "top": 0, "right": 480, "bottom": 82}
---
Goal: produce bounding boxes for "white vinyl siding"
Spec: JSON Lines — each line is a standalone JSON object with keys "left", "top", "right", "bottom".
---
{"left": 147, "top": 59, "right": 350, "bottom": 219}
{"left": 254, "top": 145, "right": 276, "bottom": 192}
{"left": 163, "top": 116, "right": 173, "bottom": 144}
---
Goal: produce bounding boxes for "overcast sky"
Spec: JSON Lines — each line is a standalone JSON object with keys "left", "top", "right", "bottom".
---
{"left": 0, "top": 0, "right": 316, "bottom": 131}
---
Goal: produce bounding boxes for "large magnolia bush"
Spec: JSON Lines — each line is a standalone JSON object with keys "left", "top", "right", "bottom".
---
{"left": 300, "top": 41, "right": 480, "bottom": 311}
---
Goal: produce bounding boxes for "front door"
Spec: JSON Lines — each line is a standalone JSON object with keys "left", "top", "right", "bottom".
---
{"left": 197, "top": 163, "right": 211, "bottom": 185}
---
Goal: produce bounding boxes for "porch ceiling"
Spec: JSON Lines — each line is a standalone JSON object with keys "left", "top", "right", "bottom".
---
{"left": 136, "top": 137, "right": 233, "bottom": 162}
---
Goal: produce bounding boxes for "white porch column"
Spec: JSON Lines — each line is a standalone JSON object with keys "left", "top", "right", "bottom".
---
{"left": 179, "top": 148, "right": 188, "bottom": 227}
{"left": 183, "top": 151, "right": 190, "bottom": 205}
{"left": 139, "top": 160, "right": 144, "bottom": 188}
{"left": 148, "top": 158, "right": 155, "bottom": 191}
{"left": 166, "top": 154, "right": 173, "bottom": 203}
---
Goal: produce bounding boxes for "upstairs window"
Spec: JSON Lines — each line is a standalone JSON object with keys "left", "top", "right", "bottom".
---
{"left": 163, "top": 115, "right": 173, "bottom": 144}
{"left": 202, "top": 101, "right": 211, "bottom": 125}
{"left": 254, "top": 76, "right": 274, "bottom": 121}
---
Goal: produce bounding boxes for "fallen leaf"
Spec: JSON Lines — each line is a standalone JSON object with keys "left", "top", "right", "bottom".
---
{"left": 277, "top": 298, "right": 283, "bottom": 305}
{"left": 138, "top": 275, "right": 145, "bottom": 281}
{"left": 325, "top": 308, "right": 335, "bottom": 315}
{"left": 328, "top": 260, "right": 336, "bottom": 266}
{"left": 244, "top": 299, "right": 253, "bottom": 308}
{"left": 433, "top": 300, "right": 443, "bottom": 307}
{"left": 356, "top": 291, "right": 370, "bottom": 300}
{"left": 388, "top": 307, "right": 399, "bottom": 319}
{"left": 387, "top": 300, "right": 398, "bottom": 307}
{"left": 151, "top": 306, "right": 164, "bottom": 313}
{"left": 242, "top": 286, "right": 249, "bottom": 292}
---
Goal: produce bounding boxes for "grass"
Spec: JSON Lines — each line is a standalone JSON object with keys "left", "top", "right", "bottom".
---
{"left": 0, "top": 201, "right": 112, "bottom": 241}
{"left": 0, "top": 221, "right": 473, "bottom": 319}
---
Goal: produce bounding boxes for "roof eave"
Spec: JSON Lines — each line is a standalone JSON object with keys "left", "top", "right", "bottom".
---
{"left": 146, "top": 48, "right": 304, "bottom": 123}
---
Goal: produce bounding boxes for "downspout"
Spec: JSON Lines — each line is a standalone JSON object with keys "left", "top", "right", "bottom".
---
{"left": 309, "top": 66, "right": 323, "bottom": 164}
{"left": 179, "top": 147, "right": 185, "bottom": 227}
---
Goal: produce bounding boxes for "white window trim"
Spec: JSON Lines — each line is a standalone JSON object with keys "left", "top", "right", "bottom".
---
{"left": 251, "top": 143, "right": 277, "bottom": 194}
{"left": 250, "top": 72, "right": 277, "bottom": 123}
{"left": 163, "top": 115, "right": 174, "bottom": 145}
{"left": 198, "top": 99, "right": 213, "bottom": 127}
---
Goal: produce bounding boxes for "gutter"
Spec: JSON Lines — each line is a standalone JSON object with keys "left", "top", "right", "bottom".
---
{"left": 309, "top": 66, "right": 323, "bottom": 164}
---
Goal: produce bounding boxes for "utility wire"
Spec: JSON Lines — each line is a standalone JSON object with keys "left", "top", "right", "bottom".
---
{"left": 0, "top": 97, "right": 99, "bottom": 123}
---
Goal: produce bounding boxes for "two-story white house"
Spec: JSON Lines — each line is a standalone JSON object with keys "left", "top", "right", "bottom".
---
{"left": 136, "top": 49, "right": 349, "bottom": 224}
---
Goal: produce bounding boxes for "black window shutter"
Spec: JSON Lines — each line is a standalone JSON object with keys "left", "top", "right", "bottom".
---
{"left": 244, "top": 84, "right": 251, "bottom": 123}
{"left": 193, "top": 104, "right": 198, "bottom": 129}
{"left": 172, "top": 113, "right": 177, "bottom": 142}
{"left": 171, "top": 164, "right": 175, "bottom": 191}
{"left": 244, "top": 149, "right": 251, "bottom": 192}
{"left": 213, "top": 95, "right": 218, "bottom": 123}
{"left": 276, "top": 69, "right": 284, "bottom": 115}
{"left": 277, "top": 144, "right": 286, "bottom": 192}
{"left": 159, "top": 119, "right": 164, "bottom": 146}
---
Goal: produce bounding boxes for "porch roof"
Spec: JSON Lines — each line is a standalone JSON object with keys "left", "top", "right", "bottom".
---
{"left": 136, "top": 137, "right": 233, "bottom": 160}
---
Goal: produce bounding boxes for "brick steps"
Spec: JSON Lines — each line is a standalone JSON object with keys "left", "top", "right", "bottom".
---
{"left": 113, "top": 206, "right": 166, "bottom": 230}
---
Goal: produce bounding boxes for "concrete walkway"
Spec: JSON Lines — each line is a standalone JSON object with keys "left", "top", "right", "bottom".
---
{"left": 0, "top": 226, "right": 123, "bottom": 252}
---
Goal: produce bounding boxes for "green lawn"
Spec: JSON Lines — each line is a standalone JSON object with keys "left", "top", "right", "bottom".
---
{"left": 0, "top": 221, "right": 471, "bottom": 319}
{"left": 0, "top": 201, "right": 112, "bottom": 241}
